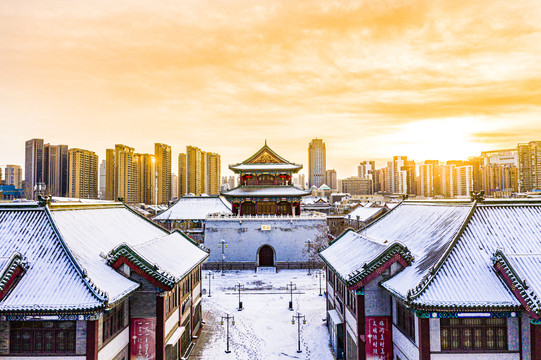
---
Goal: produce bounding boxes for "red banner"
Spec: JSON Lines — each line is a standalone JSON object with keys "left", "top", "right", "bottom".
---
{"left": 366, "top": 316, "right": 392, "bottom": 360}
{"left": 130, "top": 318, "right": 156, "bottom": 360}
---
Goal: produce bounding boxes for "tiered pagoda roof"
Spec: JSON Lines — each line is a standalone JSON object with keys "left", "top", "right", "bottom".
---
{"left": 229, "top": 142, "right": 303, "bottom": 173}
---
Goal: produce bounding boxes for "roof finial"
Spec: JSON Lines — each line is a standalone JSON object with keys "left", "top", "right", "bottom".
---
{"left": 265, "top": 139, "right": 267, "bottom": 146}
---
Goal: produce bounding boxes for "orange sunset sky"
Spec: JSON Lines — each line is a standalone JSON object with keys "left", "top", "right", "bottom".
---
{"left": 1, "top": 0, "right": 541, "bottom": 178}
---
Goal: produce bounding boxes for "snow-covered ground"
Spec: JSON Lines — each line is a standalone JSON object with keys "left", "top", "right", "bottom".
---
{"left": 191, "top": 269, "right": 334, "bottom": 360}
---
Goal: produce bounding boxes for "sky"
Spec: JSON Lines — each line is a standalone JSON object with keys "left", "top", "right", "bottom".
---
{"left": 1, "top": 0, "right": 541, "bottom": 178}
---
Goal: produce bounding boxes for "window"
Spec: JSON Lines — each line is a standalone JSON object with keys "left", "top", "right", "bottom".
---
{"left": 440, "top": 318, "right": 507, "bottom": 351}
{"left": 165, "top": 284, "right": 179, "bottom": 315}
{"left": 10, "top": 321, "right": 76, "bottom": 354}
{"left": 103, "top": 303, "right": 125, "bottom": 343}
{"left": 396, "top": 302, "right": 415, "bottom": 342}
{"left": 346, "top": 290, "right": 356, "bottom": 313}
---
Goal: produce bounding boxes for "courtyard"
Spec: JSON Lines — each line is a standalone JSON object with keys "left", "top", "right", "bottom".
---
{"left": 190, "top": 269, "right": 334, "bottom": 360}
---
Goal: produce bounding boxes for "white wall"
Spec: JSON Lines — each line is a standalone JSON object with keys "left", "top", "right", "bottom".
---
{"left": 98, "top": 327, "right": 129, "bottom": 360}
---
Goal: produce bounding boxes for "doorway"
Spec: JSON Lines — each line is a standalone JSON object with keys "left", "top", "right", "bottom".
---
{"left": 258, "top": 245, "right": 275, "bottom": 267}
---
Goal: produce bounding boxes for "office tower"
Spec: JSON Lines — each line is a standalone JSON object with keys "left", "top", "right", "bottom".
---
{"left": 105, "top": 149, "right": 115, "bottom": 200}
{"left": 178, "top": 153, "right": 187, "bottom": 197}
{"left": 5, "top": 165, "right": 23, "bottom": 189}
{"left": 99, "top": 160, "right": 106, "bottom": 199}
{"left": 378, "top": 167, "right": 388, "bottom": 193}
{"left": 325, "top": 169, "right": 338, "bottom": 191}
{"left": 171, "top": 174, "right": 178, "bottom": 199}
{"left": 308, "top": 139, "right": 326, "bottom": 188}
{"left": 358, "top": 161, "right": 376, "bottom": 193}
{"left": 419, "top": 163, "right": 434, "bottom": 197}
{"left": 456, "top": 165, "right": 474, "bottom": 197}
{"left": 186, "top": 146, "right": 203, "bottom": 195}
{"left": 205, "top": 152, "right": 221, "bottom": 195}
{"left": 154, "top": 143, "right": 172, "bottom": 204}
{"left": 228, "top": 175, "right": 236, "bottom": 190}
{"left": 517, "top": 141, "right": 541, "bottom": 192}
{"left": 68, "top": 148, "right": 98, "bottom": 199}
{"left": 25, "top": 138, "right": 45, "bottom": 199}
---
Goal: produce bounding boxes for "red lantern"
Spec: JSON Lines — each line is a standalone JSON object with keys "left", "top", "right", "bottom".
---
{"left": 245, "top": 174, "right": 253, "bottom": 179}
{"left": 279, "top": 174, "right": 287, "bottom": 179}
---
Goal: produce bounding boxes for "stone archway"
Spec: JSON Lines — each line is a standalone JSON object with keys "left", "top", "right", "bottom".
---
{"left": 258, "top": 245, "right": 275, "bottom": 267}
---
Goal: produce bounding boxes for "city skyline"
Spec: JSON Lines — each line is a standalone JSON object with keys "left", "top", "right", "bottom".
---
{"left": 2, "top": 0, "right": 541, "bottom": 178}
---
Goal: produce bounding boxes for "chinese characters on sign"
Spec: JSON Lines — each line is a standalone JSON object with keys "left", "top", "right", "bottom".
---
{"left": 131, "top": 318, "right": 156, "bottom": 360}
{"left": 366, "top": 316, "right": 392, "bottom": 360}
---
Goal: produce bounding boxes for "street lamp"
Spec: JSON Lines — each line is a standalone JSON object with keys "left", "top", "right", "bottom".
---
{"left": 205, "top": 271, "right": 214, "bottom": 297}
{"left": 221, "top": 313, "right": 235, "bottom": 354}
{"left": 304, "top": 240, "right": 313, "bottom": 275}
{"left": 286, "top": 281, "right": 297, "bottom": 311}
{"left": 218, "top": 239, "right": 228, "bottom": 276}
{"left": 235, "top": 281, "right": 245, "bottom": 311}
{"left": 291, "top": 312, "right": 306, "bottom": 353}
{"left": 317, "top": 269, "right": 325, "bottom": 296}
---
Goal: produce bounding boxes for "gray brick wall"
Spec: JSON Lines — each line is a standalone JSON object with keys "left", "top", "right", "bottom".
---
{"left": 0, "top": 321, "right": 8, "bottom": 355}
{"left": 129, "top": 273, "right": 157, "bottom": 318}
{"left": 76, "top": 320, "right": 87, "bottom": 355}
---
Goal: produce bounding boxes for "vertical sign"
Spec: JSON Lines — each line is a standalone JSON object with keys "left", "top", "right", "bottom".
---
{"left": 131, "top": 318, "right": 156, "bottom": 360}
{"left": 366, "top": 316, "right": 392, "bottom": 360}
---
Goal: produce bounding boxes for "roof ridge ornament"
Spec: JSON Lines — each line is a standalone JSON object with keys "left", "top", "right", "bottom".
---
{"left": 470, "top": 190, "right": 485, "bottom": 202}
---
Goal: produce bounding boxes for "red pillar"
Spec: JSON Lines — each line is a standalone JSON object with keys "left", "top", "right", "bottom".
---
{"left": 532, "top": 323, "right": 541, "bottom": 360}
{"left": 356, "top": 293, "right": 366, "bottom": 360}
{"left": 86, "top": 319, "right": 99, "bottom": 360}
{"left": 418, "top": 318, "right": 431, "bottom": 360}
{"left": 156, "top": 294, "right": 166, "bottom": 360}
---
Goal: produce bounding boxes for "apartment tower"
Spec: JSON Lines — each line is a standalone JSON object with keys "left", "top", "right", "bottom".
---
{"left": 68, "top": 148, "right": 98, "bottom": 199}
{"left": 4, "top": 165, "right": 23, "bottom": 189}
{"left": 178, "top": 153, "right": 187, "bottom": 197}
{"left": 517, "top": 141, "right": 541, "bottom": 192}
{"left": 154, "top": 143, "right": 172, "bottom": 204}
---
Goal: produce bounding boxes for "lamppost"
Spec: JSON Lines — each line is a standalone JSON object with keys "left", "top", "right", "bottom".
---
{"left": 286, "top": 281, "right": 297, "bottom": 311}
{"left": 291, "top": 312, "right": 306, "bottom": 353}
{"left": 304, "top": 239, "right": 313, "bottom": 275}
{"left": 221, "top": 313, "right": 235, "bottom": 354}
{"left": 317, "top": 269, "right": 325, "bottom": 296}
{"left": 205, "top": 271, "right": 214, "bottom": 297}
{"left": 235, "top": 281, "right": 245, "bottom": 311}
{"left": 218, "top": 239, "right": 228, "bottom": 276}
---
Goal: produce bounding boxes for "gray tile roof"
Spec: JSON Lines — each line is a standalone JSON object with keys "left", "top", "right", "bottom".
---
{"left": 154, "top": 196, "right": 231, "bottom": 221}
{"left": 0, "top": 206, "right": 105, "bottom": 313}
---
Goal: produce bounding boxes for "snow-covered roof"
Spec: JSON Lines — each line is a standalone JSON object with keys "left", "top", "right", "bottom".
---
{"left": 223, "top": 186, "right": 310, "bottom": 197}
{"left": 345, "top": 206, "right": 386, "bottom": 222}
{"left": 0, "top": 206, "right": 105, "bottom": 313}
{"left": 50, "top": 203, "right": 208, "bottom": 303}
{"left": 322, "top": 199, "right": 541, "bottom": 312}
{"left": 154, "top": 196, "right": 232, "bottom": 221}
{"left": 301, "top": 196, "right": 328, "bottom": 205}
{"left": 230, "top": 164, "right": 302, "bottom": 171}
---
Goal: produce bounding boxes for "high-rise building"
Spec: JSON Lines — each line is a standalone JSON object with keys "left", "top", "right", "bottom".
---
{"left": 134, "top": 153, "right": 155, "bottom": 205}
{"left": 44, "top": 144, "right": 69, "bottom": 197}
{"left": 68, "top": 148, "right": 98, "bottom": 199}
{"left": 171, "top": 174, "right": 178, "bottom": 199}
{"left": 419, "top": 163, "right": 435, "bottom": 197}
{"left": 4, "top": 165, "right": 22, "bottom": 189}
{"left": 178, "top": 153, "right": 187, "bottom": 197}
{"left": 205, "top": 152, "right": 221, "bottom": 195}
{"left": 517, "top": 141, "right": 541, "bottom": 192}
{"left": 340, "top": 176, "right": 373, "bottom": 195}
{"left": 154, "top": 143, "right": 172, "bottom": 204}
{"left": 325, "top": 169, "right": 338, "bottom": 191}
{"left": 456, "top": 165, "right": 474, "bottom": 197}
{"left": 482, "top": 164, "right": 518, "bottom": 196}
{"left": 105, "top": 144, "right": 141, "bottom": 203}
{"left": 25, "top": 138, "right": 44, "bottom": 199}
{"left": 387, "top": 156, "right": 415, "bottom": 194}
{"left": 105, "top": 149, "right": 115, "bottom": 200}
{"left": 439, "top": 164, "right": 456, "bottom": 198}
{"left": 308, "top": 139, "right": 326, "bottom": 188}
{"left": 187, "top": 146, "right": 203, "bottom": 195}
{"left": 99, "top": 160, "right": 106, "bottom": 199}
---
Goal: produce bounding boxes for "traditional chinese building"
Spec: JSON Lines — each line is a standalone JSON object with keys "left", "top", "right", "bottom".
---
{"left": 205, "top": 143, "right": 327, "bottom": 269}
{"left": 320, "top": 198, "right": 541, "bottom": 360}
{"left": 0, "top": 199, "right": 208, "bottom": 360}
{"left": 222, "top": 142, "right": 310, "bottom": 216}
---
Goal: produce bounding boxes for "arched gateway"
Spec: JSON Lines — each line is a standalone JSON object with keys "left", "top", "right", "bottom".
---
{"left": 258, "top": 245, "right": 275, "bottom": 267}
